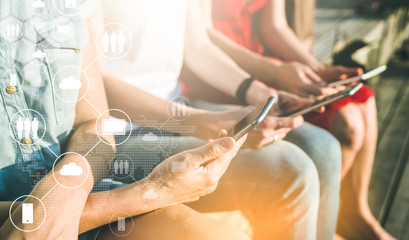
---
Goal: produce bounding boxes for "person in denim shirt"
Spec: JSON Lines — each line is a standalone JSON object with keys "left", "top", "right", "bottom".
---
{"left": 0, "top": 1, "right": 249, "bottom": 239}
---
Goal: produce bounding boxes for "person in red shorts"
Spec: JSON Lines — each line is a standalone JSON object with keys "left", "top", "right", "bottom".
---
{"left": 181, "top": 0, "right": 395, "bottom": 239}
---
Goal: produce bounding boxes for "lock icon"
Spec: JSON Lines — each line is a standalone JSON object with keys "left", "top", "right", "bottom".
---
{"left": 65, "top": 0, "right": 76, "bottom": 8}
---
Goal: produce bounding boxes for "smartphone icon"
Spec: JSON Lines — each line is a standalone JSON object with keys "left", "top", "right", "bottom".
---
{"left": 118, "top": 217, "right": 126, "bottom": 231}
{"left": 22, "top": 203, "right": 33, "bottom": 224}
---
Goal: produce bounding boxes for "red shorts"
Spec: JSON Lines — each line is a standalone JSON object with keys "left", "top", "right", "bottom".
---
{"left": 304, "top": 85, "right": 374, "bottom": 129}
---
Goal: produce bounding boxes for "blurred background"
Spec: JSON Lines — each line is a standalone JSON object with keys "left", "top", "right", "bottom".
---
{"left": 306, "top": 0, "right": 409, "bottom": 238}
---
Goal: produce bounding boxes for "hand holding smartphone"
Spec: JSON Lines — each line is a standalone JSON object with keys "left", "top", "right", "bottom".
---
{"left": 227, "top": 97, "right": 275, "bottom": 141}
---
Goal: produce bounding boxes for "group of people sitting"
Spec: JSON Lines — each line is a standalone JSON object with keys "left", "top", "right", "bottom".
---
{"left": 0, "top": 0, "right": 396, "bottom": 239}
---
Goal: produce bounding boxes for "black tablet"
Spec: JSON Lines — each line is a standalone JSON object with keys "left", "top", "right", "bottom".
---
{"left": 282, "top": 83, "right": 363, "bottom": 117}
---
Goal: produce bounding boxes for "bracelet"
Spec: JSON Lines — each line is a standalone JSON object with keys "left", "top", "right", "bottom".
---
{"left": 235, "top": 77, "right": 254, "bottom": 105}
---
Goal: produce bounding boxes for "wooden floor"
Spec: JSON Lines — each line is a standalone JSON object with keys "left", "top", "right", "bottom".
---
{"left": 314, "top": 0, "right": 384, "bottom": 63}
{"left": 369, "top": 59, "right": 409, "bottom": 240}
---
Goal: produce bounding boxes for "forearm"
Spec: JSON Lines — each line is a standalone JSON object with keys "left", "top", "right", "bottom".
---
{"left": 103, "top": 74, "right": 217, "bottom": 139}
{"left": 78, "top": 178, "right": 171, "bottom": 233}
{"left": 263, "top": 25, "right": 321, "bottom": 71}
{"left": 184, "top": 0, "right": 250, "bottom": 99}
{"left": 260, "top": 1, "right": 323, "bottom": 72}
{"left": 185, "top": 25, "right": 278, "bottom": 107}
{"left": 184, "top": 42, "right": 250, "bottom": 98}
{"left": 0, "top": 154, "right": 93, "bottom": 239}
{"left": 207, "top": 28, "right": 281, "bottom": 81}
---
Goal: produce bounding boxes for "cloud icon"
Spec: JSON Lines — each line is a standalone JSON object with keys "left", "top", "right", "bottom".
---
{"left": 142, "top": 189, "right": 158, "bottom": 200}
{"left": 32, "top": 50, "right": 46, "bottom": 59}
{"left": 60, "top": 162, "right": 83, "bottom": 176}
{"left": 32, "top": 0, "right": 45, "bottom": 8}
{"left": 59, "top": 76, "right": 82, "bottom": 90}
{"left": 142, "top": 132, "right": 157, "bottom": 142}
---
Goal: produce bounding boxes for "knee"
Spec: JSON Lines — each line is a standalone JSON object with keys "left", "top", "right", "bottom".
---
{"left": 158, "top": 205, "right": 250, "bottom": 240}
{"left": 363, "top": 96, "right": 377, "bottom": 112}
{"left": 331, "top": 104, "right": 365, "bottom": 151}
{"left": 257, "top": 142, "right": 321, "bottom": 206}
{"left": 309, "top": 125, "right": 342, "bottom": 184}
{"left": 286, "top": 123, "right": 342, "bottom": 183}
{"left": 186, "top": 222, "right": 249, "bottom": 240}
{"left": 290, "top": 156, "right": 321, "bottom": 207}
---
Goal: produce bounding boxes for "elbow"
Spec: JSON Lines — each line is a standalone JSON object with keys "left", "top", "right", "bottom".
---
{"left": 260, "top": 21, "right": 287, "bottom": 40}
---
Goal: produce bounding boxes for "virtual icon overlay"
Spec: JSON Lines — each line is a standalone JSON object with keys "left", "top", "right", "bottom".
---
{"left": 9, "top": 195, "right": 46, "bottom": 232}
{"left": 109, "top": 154, "right": 134, "bottom": 179}
{"left": 96, "top": 23, "right": 132, "bottom": 59}
{"left": 9, "top": 109, "right": 46, "bottom": 146}
{"left": 1, "top": 18, "right": 24, "bottom": 42}
{"left": 52, "top": 152, "right": 90, "bottom": 189}
{"left": 138, "top": 126, "right": 163, "bottom": 150}
{"left": 96, "top": 109, "right": 133, "bottom": 146}
{"left": 53, "top": 66, "right": 90, "bottom": 102}
{"left": 108, "top": 213, "right": 134, "bottom": 237}
{"left": 167, "top": 96, "right": 192, "bottom": 121}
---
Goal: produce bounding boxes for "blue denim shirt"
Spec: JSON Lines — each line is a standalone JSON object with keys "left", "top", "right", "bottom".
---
{"left": 0, "top": 0, "right": 93, "bottom": 200}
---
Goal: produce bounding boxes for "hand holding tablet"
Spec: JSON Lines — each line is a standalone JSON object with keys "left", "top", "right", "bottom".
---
{"left": 327, "top": 65, "right": 387, "bottom": 87}
{"left": 281, "top": 83, "right": 363, "bottom": 117}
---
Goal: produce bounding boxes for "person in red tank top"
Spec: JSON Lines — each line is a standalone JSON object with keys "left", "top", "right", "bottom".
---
{"left": 184, "top": 0, "right": 393, "bottom": 239}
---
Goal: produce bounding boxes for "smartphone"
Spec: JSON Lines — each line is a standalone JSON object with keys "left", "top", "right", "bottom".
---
{"left": 282, "top": 83, "right": 363, "bottom": 117}
{"left": 327, "top": 65, "right": 387, "bottom": 87}
{"left": 227, "top": 96, "right": 276, "bottom": 141}
{"left": 117, "top": 217, "right": 126, "bottom": 231}
{"left": 22, "top": 203, "right": 33, "bottom": 224}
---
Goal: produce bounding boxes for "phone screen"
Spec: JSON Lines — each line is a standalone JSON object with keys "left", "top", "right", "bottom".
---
{"left": 228, "top": 97, "right": 275, "bottom": 140}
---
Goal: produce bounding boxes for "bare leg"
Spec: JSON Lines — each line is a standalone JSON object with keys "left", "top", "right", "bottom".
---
{"left": 97, "top": 204, "right": 249, "bottom": 240}
{"left": 330, "top": 98, "right": 396, "bottom": 240}
{"left": 329, "top": 104, "right": 365, "bottom": 180}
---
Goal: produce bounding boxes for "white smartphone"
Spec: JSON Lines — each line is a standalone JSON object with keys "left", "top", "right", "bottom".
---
{"left": 22, "top": 203, "right": 33, "bottom": 224}
{"left": 118, "top": 217, "right": 126, "bottom": 231}
{"left": 227, "top": 96, "right": 276, "bottom": 141}
{"left": 327, "top": 65, "right": 387, "bottom": 87}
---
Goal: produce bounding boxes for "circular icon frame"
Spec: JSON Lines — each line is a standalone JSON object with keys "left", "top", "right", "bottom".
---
{"left": 52, "top": 65, "right": 90, "bottom": 103}
{"left": 167, "top": 96, "right": 192, "bottom": 121}
{"left": 96, "top": 109, "right": 133, "bottom": 146}
{"left": 109, "top": 154, "right": 134, "bottom": 179}
{"left": 52, "top": 152, "right": 90, "bottom": 189}
{"left": 9, "top": 109, "right": 47, "bottom": 146}
{"left": 108, "top": 212, "right": 134, "bottom": 237}
{"left": 137, "top": 126, "right": 163, "bottom": 151}
{"left": 95, "top": 23, "right": 133, "bottom": 60}
{"left": 1, "top": 17, "right": 25, "bottom": 42}
{"left": 9, "top": 195, "right": 46, "bottom": 232}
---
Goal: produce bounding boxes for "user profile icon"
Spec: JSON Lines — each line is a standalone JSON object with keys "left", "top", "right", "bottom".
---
{"left": 1, "top": 18, "right": 24, "bottom": 42}
{"left": 96, "top": 23, "right": 132, "bottom": 59}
